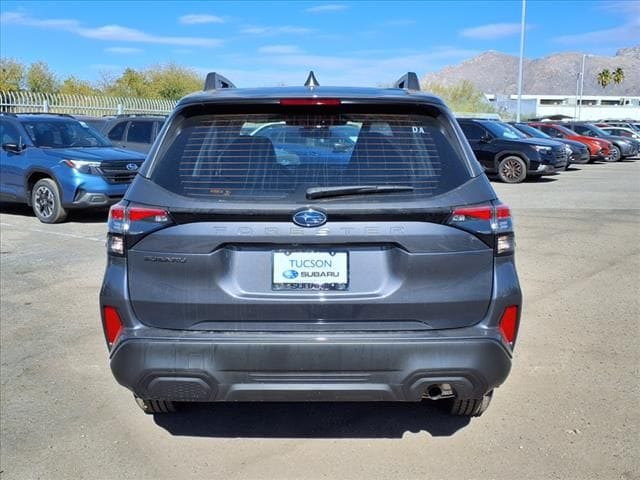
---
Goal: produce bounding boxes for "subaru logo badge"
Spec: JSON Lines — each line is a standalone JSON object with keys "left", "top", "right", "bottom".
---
{"left": 126, "top": 163, "right": 139, "bottom": 171}
{"left": 293, "top": 209, "right": 327, "bottom": 227}
{"left": 283, "top": 269, "right": 299, "bottom": 279}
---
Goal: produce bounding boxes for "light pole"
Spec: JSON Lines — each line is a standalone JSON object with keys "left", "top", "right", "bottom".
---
{"left": 574, "top": 71, "right": 580, "bottom": 119}
{"left": 577, "top": 54, "right": 587, "bottom": 120}
{"left": 515, "top": 0, "right": 526, "bottom": 121}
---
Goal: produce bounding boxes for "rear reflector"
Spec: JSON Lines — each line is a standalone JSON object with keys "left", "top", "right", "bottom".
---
{"left": 496, "top": 205, "right": 511, "bottom": 219}
{"left": 279, "top": 98, "right": 342, "bottom": 106}
{"left": 499, "top": 306, "right": 519, "bottom": 346}
{"left": 103, "top": 306, "right": 123, "bottom": 346}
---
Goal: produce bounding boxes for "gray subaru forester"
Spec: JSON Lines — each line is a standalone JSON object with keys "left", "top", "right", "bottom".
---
{"left": 100, "top": 72, "right": 522, "bottom": 417}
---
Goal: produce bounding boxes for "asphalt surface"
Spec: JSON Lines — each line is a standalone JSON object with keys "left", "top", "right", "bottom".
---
{"left": 1, "top": 160, "right": 639, "bottom": 480}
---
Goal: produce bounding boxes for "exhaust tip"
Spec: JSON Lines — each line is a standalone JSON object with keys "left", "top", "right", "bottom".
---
{"left": 427, "top": 385, "right": 443, "bottom": 399}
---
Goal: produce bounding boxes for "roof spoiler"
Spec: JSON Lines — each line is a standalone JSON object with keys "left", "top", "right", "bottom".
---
{"left": 393, "top": 72, "right": 420, "bottom": 91}
{"left": 203, "top": 72, "right": 236, "bottom": 90}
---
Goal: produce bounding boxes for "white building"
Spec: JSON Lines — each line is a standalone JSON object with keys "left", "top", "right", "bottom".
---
{"left": 484, "top": 94, "right": 640, "bottom": 121}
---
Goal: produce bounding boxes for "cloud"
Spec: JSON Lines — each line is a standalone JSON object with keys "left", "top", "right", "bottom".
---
{"left": 553, "top": 21, "right": 640, "bottom": 46}
{"left": 0, "top": 11, "right": 79, "bottom": 29}
{"left": 179, "top": 14, "right": 225, "bottom": 25}
{"left": 305, "top": 4, "right": 348, "bottom": 13}
{"left": 258, "top": 44, "right": 302, "bottom": 55}
{"left": 77, "top": 25, "right": 221, "bottom": 46}
{"left": 460, "top": 22, "right": 522, "bottom": 40}
{"left": 241, "top": 25, "right": 315, "bottom": 35}
{"left": 104, "top": 47, "right": 143, "bottom": 54}
{"left": 0, "top": 12, "right": 222, "bottom": 47}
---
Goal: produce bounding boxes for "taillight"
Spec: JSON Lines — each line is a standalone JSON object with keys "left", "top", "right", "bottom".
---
{"left": 279, "top": 98, "right": 342, "bottom": 106}
{"left": 448, "top": 203, "right": 514, "bottom": 255}
{"left": 499, "top": 305, "right": 519, "bottom": 346}
{"left": 102, "top": 306, "right": 123, "bottom": 347}
{"left": 107, "top": 202, "right": 172, "bottom": 256}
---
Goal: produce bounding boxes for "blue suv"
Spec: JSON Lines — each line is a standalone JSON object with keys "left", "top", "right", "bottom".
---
{"left": 0, "top": 113, "right": 146, "bottom": 223}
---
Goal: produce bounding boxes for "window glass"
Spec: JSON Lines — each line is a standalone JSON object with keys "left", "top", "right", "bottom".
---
{"left": 459, "top": 123, "right": 485, "bottom": 140}
{"left": 0, "top": 121, "right": 21, "bottom": 145}
{"left": 108, "top": 121, "right": 127, "bottom": 141}
{"left": 21, "top": 120, "right": 111, "bottom": 147}
{"left": 127, "top": 121, "right": 153, "bottom": 143}
{"left": 483, "top": 122, "right": 523, "bottom": 139}
{"left": 149, "top": 110, "right": 473, "bottom": 203}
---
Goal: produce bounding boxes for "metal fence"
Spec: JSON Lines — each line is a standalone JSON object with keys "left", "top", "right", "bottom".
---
{"left": 0, "top": 91, "right": 176, "bottom": 116}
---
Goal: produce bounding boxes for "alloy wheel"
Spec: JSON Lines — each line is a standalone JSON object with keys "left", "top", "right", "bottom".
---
{"left": 35, "top": 185, "right": 55, "bottom": 219}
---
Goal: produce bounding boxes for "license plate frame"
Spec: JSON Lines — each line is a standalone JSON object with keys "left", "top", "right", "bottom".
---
{"left": 272, "top": 250, "right": 349, "bottom": 291}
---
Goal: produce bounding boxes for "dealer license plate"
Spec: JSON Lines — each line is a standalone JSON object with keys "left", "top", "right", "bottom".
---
{"left": 272, "top": 251, "right": 349, "bottom": 290}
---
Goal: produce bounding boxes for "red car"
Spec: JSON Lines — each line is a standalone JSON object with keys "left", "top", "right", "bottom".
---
{"left": 529, "top": 122, "right": 612, "bottom": 161}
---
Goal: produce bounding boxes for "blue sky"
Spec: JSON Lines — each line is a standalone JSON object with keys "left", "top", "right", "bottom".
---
{"left": 1, "top": 0, "right": 638, "bottom": 87}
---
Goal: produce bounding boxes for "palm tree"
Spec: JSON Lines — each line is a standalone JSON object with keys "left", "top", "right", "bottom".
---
{"left": 612, "top": 67, "right": 625, "bottom": 85}
{"left": 597, "top": 69, "right": 611, "bottom": 88}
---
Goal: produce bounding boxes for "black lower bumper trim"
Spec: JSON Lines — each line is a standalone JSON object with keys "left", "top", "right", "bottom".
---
{"left": 110, "top": 335, "right": 512, "bottom": 402}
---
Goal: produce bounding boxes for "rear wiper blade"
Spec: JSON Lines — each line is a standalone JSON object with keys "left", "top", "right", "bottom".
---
{"left": 306, "top": 185, "right": 414, "bottom": 200}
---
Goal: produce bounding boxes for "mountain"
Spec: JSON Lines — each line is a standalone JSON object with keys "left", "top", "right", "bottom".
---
{"left": 422, "top": 47, "right": 640, "bottom": 96}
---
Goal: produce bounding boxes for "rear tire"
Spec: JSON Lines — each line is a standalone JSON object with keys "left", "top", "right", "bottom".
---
{"left": 449, "top": 390, "right": 493, "bottom": 417}
{"left": 606, "top": 145, "right": 621, "bottom": 162}
{"left": 31, "top": 178, "right": 67, "bottom": 223}
{"left": 497, "top": 156, "right": 527, "bottom": 183}
{"left": 134, "top": 395, "right": 176, "bottom": 414}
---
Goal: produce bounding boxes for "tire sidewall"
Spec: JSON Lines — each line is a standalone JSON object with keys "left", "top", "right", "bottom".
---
{"left": 31, "top": 178, "right": 66, "bottom": 223}
{"left": 498, "top": 156, "right": 527, "bottom": 183}
{"left": 606, "top": 145, "right": 621, "bottom": 162}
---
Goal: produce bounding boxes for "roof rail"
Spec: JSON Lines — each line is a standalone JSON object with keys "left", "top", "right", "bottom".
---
{"left": 204, "top": 72, "right": 236, "bottom": 91}
{"left": 455, "top": 112, "right": 503, "bottom": 121}
{"left": 0, "top": 112, "right": 74, "bottom": 118}
{"left": 393, "top": 72, "right": 420, "bottom": 91}
{"left": 113, "top": 113, "right": 167, "bottom": 118}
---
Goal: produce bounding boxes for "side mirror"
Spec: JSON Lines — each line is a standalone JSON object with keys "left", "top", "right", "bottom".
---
{"left": 479, "top": 134, "right": 492, "bottom": 144}
{"left": 2, "top": 143, "right": 23, "bottom": 154}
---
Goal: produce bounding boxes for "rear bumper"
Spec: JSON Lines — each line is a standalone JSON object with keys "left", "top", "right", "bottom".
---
{"left": 109, "top": 331, "right": 512, "bottom": 402}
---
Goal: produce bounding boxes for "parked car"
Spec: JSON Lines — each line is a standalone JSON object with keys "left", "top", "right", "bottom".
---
{"left": 597, "top": 125, "right": 640, "bottom": 142}
{"left": 562, "top": 122, "right": 638, "bottom": 161}
{"left": 509, "top": 122, "right": 590, "bottom": 165}
{"left": 457, "top": 118, "right": 566, "bottom": 183}
{"left": 73, "top": 115, "right": 113, "bottom": 132}
{"left": 250, "top": 121, "right": 359, "bottom": 165}
{"left": 528, "top": 122, "right": 613, "bottom": 162}
{"left": 100, "top": 115, "right": 167, "bottom": 154}
{"left": 0, "top": 113, "right": 145, "bottom": 223}
{"left": 100, "top": 71, "right": 522, "bottom": 417}
{"left": 598, "top": 120, "right": 640, "bottom": 132}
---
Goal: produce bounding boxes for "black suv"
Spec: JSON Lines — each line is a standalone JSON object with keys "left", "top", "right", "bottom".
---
{"left": 101, "top": 115, "right": 167, "bottom": 154}
{"left": 458, "top": 118, "right": 567, "bottom": 183}
{"left": 100, "top": 72, "right": 522, "bottom": 417}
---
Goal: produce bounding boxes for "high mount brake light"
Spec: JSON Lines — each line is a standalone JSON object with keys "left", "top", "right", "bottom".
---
{"left": 279, "top": 98, "right": 342, "bottom": 106}
{"left": 107, "top": 203, "right": 172, "bottom": 256}
{"left": 448, "top": 203, "right": 514, "bottom": 255}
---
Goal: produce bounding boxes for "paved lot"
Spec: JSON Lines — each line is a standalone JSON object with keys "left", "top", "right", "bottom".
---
{"left": 1, "top": 160, "right": 639, "bottom": 480}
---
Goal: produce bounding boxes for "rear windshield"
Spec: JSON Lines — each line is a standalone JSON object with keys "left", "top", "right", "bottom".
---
{"left": 149, "top": 108, "right": 473, "bottom": 203}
